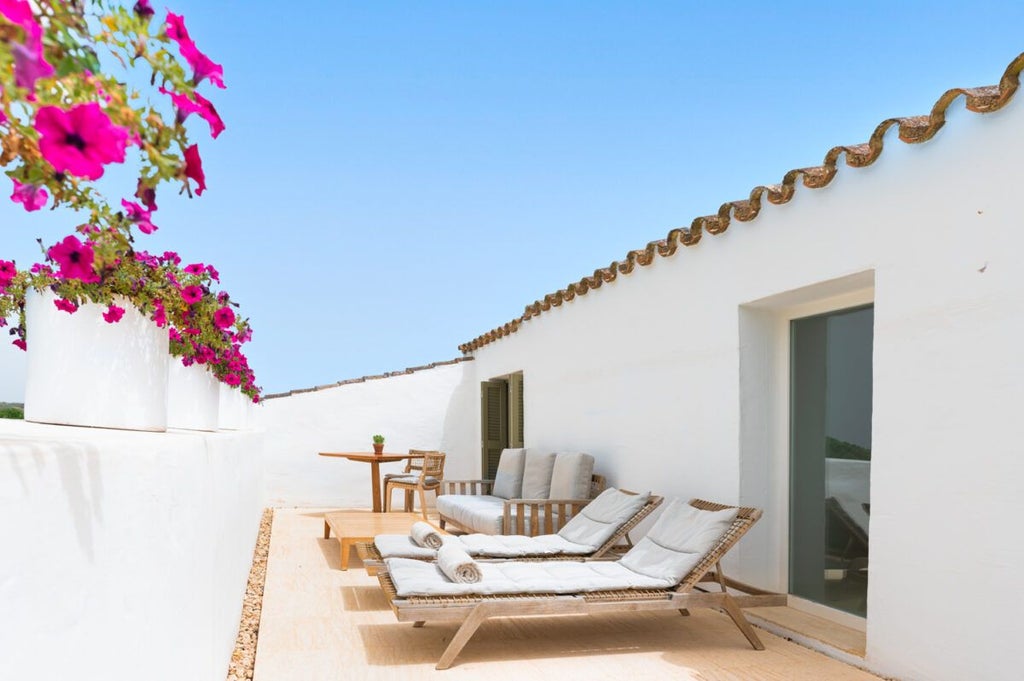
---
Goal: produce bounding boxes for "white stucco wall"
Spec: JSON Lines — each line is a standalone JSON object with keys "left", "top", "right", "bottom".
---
{"left": 258, "top": 361, "right": 477, "bottom": 507}
{"left": 456, "top": 97, "right": 1024, "bottom": 681}
{"left": 0, "top": 420, "right": 263, "bottom": 681}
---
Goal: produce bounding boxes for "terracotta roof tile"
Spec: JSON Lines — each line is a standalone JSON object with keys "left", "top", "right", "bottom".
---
{"left": 459, "top": 52, "right": 1024, "bottom": 354}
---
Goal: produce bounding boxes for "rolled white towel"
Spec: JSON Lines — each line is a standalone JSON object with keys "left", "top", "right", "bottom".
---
{"left": 437, "top": 544, "right": 482, "bottom": 583}
{"left": 410, "top": 521, "right": 443, "bottom": 549}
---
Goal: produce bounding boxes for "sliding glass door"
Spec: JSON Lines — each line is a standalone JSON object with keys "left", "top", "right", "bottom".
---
{"left": 790, "top": 305, "right": 873, "bottom": 617}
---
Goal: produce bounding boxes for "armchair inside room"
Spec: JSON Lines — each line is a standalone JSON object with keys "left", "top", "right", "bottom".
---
{"left": 384, "top": 451, "right": 446, "bottom": 519}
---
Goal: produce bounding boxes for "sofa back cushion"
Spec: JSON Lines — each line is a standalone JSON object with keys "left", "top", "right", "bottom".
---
{"left": 619, "top": 499, "right": 738, "bottom": 583}
{"left": 548, "top": 452, "right": 595, "bottom": 499}
{"left": 491, "top": 448, "right": 526, "bottom": 499}
{"left": 521, "top": 450, "right": 557, "bottom": 499}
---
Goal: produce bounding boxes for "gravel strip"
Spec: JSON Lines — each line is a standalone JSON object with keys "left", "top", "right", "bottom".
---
{"left": 226, "top": 508, "right": 273, "bottom": 681}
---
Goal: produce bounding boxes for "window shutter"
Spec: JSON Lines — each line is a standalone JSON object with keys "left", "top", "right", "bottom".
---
{"left": 480, "top": 380, "right": 508, "bottom": 478}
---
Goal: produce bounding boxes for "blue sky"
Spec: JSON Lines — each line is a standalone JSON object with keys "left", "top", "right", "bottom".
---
{"left": 3, "top": 1, "right": 1024, "bottom": 399}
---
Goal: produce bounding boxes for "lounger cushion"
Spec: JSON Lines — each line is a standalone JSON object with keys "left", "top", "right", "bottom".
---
{"left": 619, "top": 500, "right": 738, "bottom": 583}
{"left": 548, "top": 452, "right": 595, "bottom": 499}
{"left": 386, "top": 557, "right": 674, "bottom": 597}
{"left": 492, "top": 448, "right": 526, "bottom": 499}
{"left": 375, "top": 532, "right": 594, "bottom": 559}
{"left": 521, "top": 450, "right": 557, "bottom": 499}
{"left": 557, "top": 488, "right": 650, "bottom": 548}
{"left": 375, "top": 533, "right": 462, "bottom": 558}
{"left": 436, "top": 494, "right": 506, "bottom": 534}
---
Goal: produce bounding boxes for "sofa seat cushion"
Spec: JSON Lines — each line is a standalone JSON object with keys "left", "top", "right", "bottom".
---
{"left": 437, "top": 494, "right": 506, "bottom": 534}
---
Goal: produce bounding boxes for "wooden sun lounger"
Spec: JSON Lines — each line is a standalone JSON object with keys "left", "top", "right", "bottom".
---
{"left": 356, "top": 492, "right": 664, "bottom": 575}
{"left": 377, "top": 499, "right": 785, "bottom": 669}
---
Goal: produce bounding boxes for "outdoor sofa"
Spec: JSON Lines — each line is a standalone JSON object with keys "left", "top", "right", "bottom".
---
{"left": 435, "top": 448, "right": 606, "bottom": 536}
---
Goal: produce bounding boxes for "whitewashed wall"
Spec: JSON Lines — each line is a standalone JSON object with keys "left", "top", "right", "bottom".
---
{"left": 456, "top": 97, "right": 1024, "bottom": 681}
{"left": 0, "top": 420, "right": 263, "bottom": 681}
{"left": 258, "top": 361, "right": 477, "bottom": 507}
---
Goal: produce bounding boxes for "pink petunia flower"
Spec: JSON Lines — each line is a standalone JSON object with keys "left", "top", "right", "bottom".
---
{"left": 53, "top": 298, "right": 78, "bottom": 314}
{"left": 47, "top": 235, "right": 99, "bottom": 282}
{"left": 135, "top": 179, "right": 158, "bottom": 211}
{"left": 12, "top": 38, "right": 54, "bottom": 93}
{"left": 206, "top": 264, "right": 220, "bottom": 282}
{"left": 120, "top": 198, "right": 158, "bottom": 234}
{"left": 223, "top": 373, "right": 241, "bottom": 386}
{"left": 0, "top": 0, "right": 34, "bottom": 28}
{"left": 183, "top": 144, "right": 206, "bottom": 195}
{"left": 133, "top": 0, "right": 154, "bottom": 18}
{"left": 159, "top": 87, "right": 225, "bottom": 138}
{"left": 10, "top": 179, "right": 48, "bottom": 211}
{"left": 184, "top": 263, "right": 206, "bottom": 276}
{"left": 12, "top": 338, "right": 26, "bottom": 351}
{"left": 181, "top": 285, "right": 203, "bottom": 305}
{"left": 134, "top": 250, "right": 160, "bottom": 268}
{"left": 213, "top": 306, "right": 235, "bottom": 329}
{"left": 165, "top": 13, "right": 225, "bottom": 89}
{"left": 36, "top": 104, "right": 128, "bottom": 180}
{"left": 152, "top": 300, "right": 167, "bottom": 327}
{"left": 168, "top": 327, "right": 183, "bottom": 342}
{"left": 0, "top": 259, "right": 16, "bottom": 285}
{"left": 184, "top": 326, "right": 201, "bottom": 336}
{"left": 165, "top": 12, "right": 189, "bottom": 42}
{"left": 161, "top": 250, "right": 181, "bottom": 266}
{"left": 102, "top": 304, "right": 125, "bottom": 324}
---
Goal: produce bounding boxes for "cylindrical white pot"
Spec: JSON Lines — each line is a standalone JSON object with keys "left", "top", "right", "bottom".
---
{"left": 23, "top": 289, "right": 169, "bottom": 431}
{"left": 218, "top": 383, "right": 249, "bottom": 430}
{"left": 166, "top": 361, "right": 220, "bottom": 431}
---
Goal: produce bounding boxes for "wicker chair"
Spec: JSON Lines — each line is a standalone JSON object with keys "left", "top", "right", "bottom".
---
{"left": 383, "top": 449, "right": 436, "bottom": 512}
{"left": 384, "top": 451, "right": 446, "bottom": 519}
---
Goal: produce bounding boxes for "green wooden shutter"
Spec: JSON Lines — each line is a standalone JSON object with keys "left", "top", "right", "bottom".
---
{"left": 510, "top": 372, "right": 524, "bottom": 447}
{"left": 480, "top": 379, "right": 508, "bottom": 479}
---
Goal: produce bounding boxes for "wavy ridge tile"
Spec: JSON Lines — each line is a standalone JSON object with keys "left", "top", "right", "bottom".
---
{"left": 458, "top": 51, "right": 1024, "bottom": 354}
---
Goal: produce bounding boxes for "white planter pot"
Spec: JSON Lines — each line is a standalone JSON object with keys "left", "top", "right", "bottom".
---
{"left": 218, "top": 383, "right": 249, "bottom": 430}
{"left": 167, "top": 361, "right": 220, "bottom": 431}
{"left": 23, "top": 290, "right": 169, "bottom": 431}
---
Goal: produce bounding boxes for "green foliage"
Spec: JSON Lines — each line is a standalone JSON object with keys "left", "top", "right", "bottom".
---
{"left": 826, "top": 436, "right": 871, "bottom": 461}
{"left": 372, "top": 434, "right": 385, "bottom": 444}
{"left": 0, "top": 406, "right": 24, "bottom": 419}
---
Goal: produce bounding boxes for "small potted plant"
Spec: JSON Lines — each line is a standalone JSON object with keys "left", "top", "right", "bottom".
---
{"left": 372, "top": 434, "right": 385, "bottom": 456}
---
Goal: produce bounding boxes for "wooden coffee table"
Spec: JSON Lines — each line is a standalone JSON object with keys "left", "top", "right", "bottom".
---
{"left": 323, "top": 511, "right": 444, "bottom": 570}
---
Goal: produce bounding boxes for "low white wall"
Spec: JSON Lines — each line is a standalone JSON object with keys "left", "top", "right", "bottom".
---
{"left": 458, "top": 96, "right": 1024, "bottom": 681}
{"left": 0, "top": 420, "right": 263, "bottom": 681}
{"left": 258, "top": 361, "right": 477, "bottom": 507}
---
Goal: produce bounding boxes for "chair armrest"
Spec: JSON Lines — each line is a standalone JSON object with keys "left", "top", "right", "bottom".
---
{"left": 440, "top": 479, "right": 495, "bottom": 496}
{"left": 502, "top": 497, "right": 592, "bottom": 536}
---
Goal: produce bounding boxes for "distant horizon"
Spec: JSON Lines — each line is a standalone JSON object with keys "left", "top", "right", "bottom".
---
{"left": 3, "top": 2, "right": 1024, "bottom": 401}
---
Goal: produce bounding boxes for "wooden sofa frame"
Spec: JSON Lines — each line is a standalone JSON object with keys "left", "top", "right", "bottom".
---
{"left": 437, "top": 473, "right": 607, "bottom": 536}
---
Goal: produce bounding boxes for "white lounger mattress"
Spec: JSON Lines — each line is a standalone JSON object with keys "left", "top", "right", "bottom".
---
{"left": 374, "top": 533, "right": 595, "bottom": 559}
{"left": 385, "top": 557, "right": 674, "bottom": 597}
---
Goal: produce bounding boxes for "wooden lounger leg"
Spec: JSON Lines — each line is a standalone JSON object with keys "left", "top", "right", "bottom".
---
{"left": 678, "top": 608, "right": 691, "bottom": 616}
{"left": 413, "top": 621, "right": 425, "bottom": 628}
{"left": 436, "top": 604, "right": 491, "bottom": 670}
{"left": 718, "top": 596, "right": 765, "bottom": 650}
